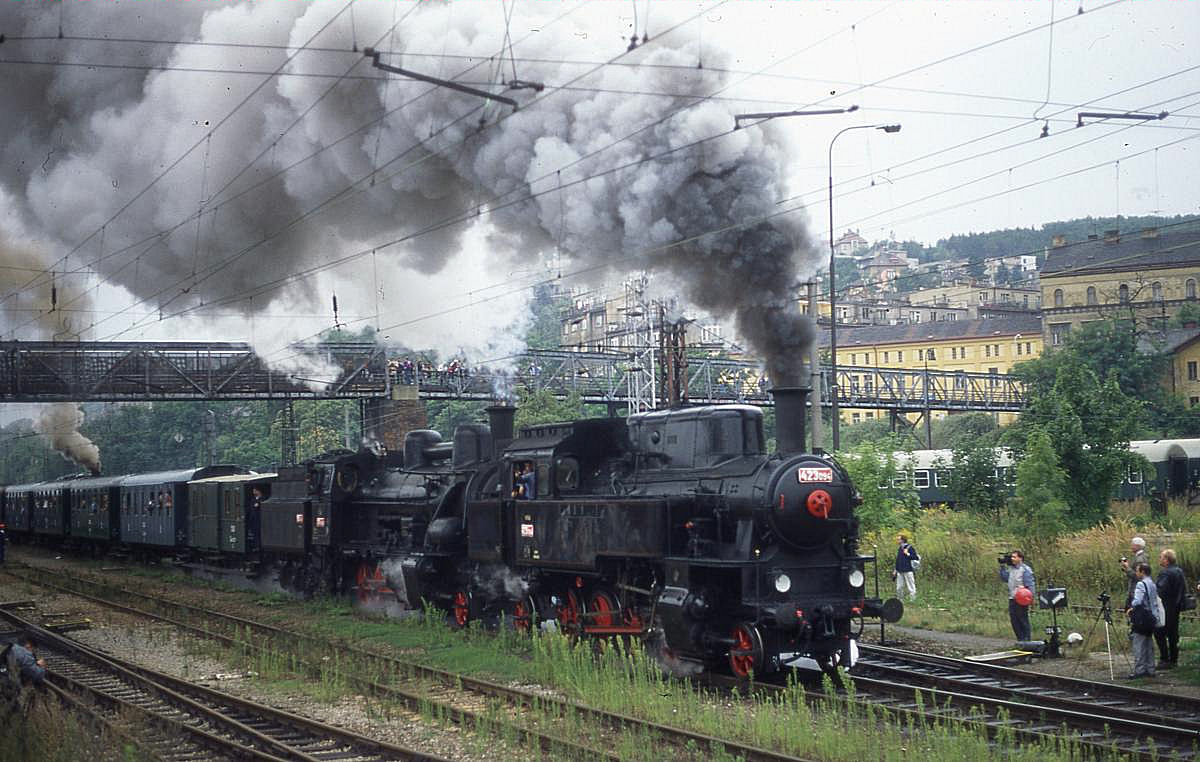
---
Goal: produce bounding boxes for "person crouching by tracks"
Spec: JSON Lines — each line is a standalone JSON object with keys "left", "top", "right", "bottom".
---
{"left": 5, "top": 634, "right": 47, "bottom": 688}
{"left": 892, "top": 534, "right": 920, "bottom": 601}
{"left": 2, "top": 632, "right": 47, "bottom": 716}
{"left": 999, "top": 550, "right": 1035, "bottom": 643}
{"left": 1125, "top": 563, "right": 1162, "bottom": 679}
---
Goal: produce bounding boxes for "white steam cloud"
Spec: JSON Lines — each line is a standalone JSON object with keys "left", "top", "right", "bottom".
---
{"left": 0, "top": 224, "right": 102, "bottom": 473}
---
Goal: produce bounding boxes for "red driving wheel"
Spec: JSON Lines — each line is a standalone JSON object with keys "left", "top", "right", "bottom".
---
{"left": 354, "top": 562, "right": 370, "bottom": 604}
{"left": 589, "top": 591, "right": 618, "bottom": 627}
{"left": 729, "top": 623, "right": 763, "bottom": 679}
{"left": 558, "top": 589, "right": 582, "bottom": 634}
{"left": 512, "top": 597, "right": 534, "bottom": 634}
{"left": 451, "top": 591, "right": 471, "bottom": 629}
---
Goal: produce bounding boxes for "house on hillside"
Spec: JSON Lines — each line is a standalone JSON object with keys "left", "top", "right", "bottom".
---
{"left": 833, "top": 229, "right": 869, "bottom": 258}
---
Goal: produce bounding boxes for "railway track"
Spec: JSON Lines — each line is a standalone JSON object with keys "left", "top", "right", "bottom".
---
{"left": 0, "top": 605, "right": 444, "bottom": 762}
{"left": 3, "top": 562, "right": 816, "bottom": 762}
{"left": 852, "top": 643, "right": 1200, "bottom": 760}
{"left": 12, "top": 559, "right": 1199, "bottom": 761}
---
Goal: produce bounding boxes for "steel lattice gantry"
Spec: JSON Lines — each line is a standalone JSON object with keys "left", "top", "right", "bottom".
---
{"left": 0, "top": 341, "right": 389, "bottom": 401}
{"left": 0, "top": 342, "right": 1026, "bottom": 411}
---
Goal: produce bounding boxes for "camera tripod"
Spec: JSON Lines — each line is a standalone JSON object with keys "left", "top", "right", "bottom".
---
{"left": 1079, "top": 592, "right": 1131, "bottom": 681}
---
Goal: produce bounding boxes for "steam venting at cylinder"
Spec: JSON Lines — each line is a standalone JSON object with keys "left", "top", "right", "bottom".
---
{"left": 770, "top": 386, "right": 810, "bottom": 455}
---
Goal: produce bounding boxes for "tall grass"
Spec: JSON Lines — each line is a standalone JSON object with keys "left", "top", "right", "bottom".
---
{"left": 875, "top": 506, "right": 1200, "bottom": 597}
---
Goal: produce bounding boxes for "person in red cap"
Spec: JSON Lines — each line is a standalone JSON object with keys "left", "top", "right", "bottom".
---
{"left": 999, "top": 549, "right": 1035, "bottom": 642}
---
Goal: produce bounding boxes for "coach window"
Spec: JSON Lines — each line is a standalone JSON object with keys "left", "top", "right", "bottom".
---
{"left": 1152, "top": 282, "right": 1163, "bottom": 302}
{"left": 1127, "top": 465, "right": 1143, "bottom": 485}
{"left": 1053, "top": 289, "right": 1064, "bottom": 308}
{"left": 1119, "top": 284, "right": 1130, "bottom": 303}
{"left": 912, "top": 470, "right": 931, "bottom": 489}
{"left": 1086, "top": 286, "right": 1097, "bottom": 305}
{"left": 891, "top": 472, "right": 909, "bottom": 488}
{"left": 1188, "top": 279, "right": 1197, "bottom": 299}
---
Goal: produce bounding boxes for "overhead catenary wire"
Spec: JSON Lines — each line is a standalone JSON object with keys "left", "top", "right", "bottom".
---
{"left": 4, "top": 0, "right": 1176, "bottom": 350}
{"left": 0, "top": 0, "right": 1136, "bottom": 313}
{"left": 18, "top": 67, "right": 1195, "bottom": 347}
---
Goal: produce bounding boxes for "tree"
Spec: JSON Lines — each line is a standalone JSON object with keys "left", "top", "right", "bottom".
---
{"left": 514, "top": 389, "right": 589, "bottom": 429}
{"left": 427, "top": 400, "right": 489, "bottom": 438}
{"left": 1170, "top": 302, "right": 1200, "bottom": 329}
{"left": 931, "top": 412, "right": 999, "bottom": 451}
{"left": 1007, "top": 360, "right": 1143, "bottom": 526}
{"left": 942, "top": 440, "right": 1006, "bottom": 520}
{"left": 524, "top": 283, "right": 568, "bottom": 350}
{"left": 1009, "top": 428, "right": 1069, "bottom": 548}
{"left": 838, "top": 419, "right": 895, "bottom": 449}
{"left": 837, "top": 438, "right": 919, "bottom": 534}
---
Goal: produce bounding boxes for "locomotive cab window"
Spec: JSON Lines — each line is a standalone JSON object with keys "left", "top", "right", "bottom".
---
{"left": 1127, "top": 466, "right": 1143, "bottom": 485}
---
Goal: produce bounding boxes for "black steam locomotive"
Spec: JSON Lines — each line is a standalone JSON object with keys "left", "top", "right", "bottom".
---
{"left": 271, "top": 387, "right": 897, "bottom": 677}
{"left": 0, "top": 387, "right": 896, "bottom": 676}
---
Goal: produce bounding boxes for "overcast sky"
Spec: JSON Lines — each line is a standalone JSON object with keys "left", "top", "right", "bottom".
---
{"left": 0, "top": 0, "right": 1196, "bottom": 369}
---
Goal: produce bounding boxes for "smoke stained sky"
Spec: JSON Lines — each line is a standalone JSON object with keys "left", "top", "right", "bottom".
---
{"left": 0, "top": 1, "right": 1195, "bottom": 373}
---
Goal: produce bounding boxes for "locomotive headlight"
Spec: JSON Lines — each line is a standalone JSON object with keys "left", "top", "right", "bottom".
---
{"left": 847, "top": 569, "right": 865, "bottom": 588}
{"left": 774, "top": 573, "right": 792, "bottom": 594}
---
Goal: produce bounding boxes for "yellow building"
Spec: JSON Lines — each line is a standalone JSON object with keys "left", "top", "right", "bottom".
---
{"left": 818, "top": 315, "right": 1043, "bottom": 426}
{"left": 1040, "top": 227, "right": 1200, "bottom": 347}
{"left": 1155, "top": 328, "right": 1200, "bottom": 407}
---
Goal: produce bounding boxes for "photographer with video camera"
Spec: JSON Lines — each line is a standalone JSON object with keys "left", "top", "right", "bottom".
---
{"left": 999, "top": 550, "right": 1035, "bottom": 643}
{"left": 1121, "top": 536, "right": 1149, "bottom": 606}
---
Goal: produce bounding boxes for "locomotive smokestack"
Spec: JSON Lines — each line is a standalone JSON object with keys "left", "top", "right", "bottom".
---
{"left": 486, "top": 404, "right": 516, "bottom": 457}
{"left": 770, "top": 386, "right": 810, "bottom": 455}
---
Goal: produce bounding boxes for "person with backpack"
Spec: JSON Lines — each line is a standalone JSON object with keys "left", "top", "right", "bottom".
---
{"left": 892, "top": 534, "right": 920, "bottom": 601}
{"left": 1125, "top": 562, "right": 1161, "bottom": 679}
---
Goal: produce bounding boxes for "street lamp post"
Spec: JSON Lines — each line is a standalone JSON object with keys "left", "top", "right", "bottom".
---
{"left": 828, "top": 123, "right": 900, "bottom": 451}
